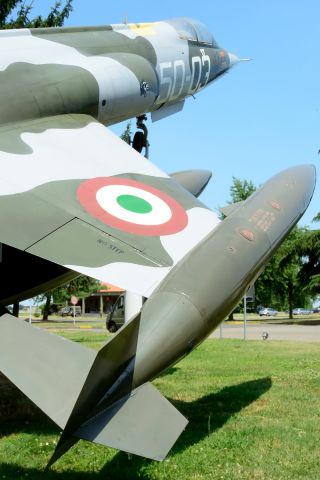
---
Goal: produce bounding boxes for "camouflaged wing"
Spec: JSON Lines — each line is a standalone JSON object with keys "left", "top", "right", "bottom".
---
{"left": 0, "top": 114, "right": 219, "bottom": 296}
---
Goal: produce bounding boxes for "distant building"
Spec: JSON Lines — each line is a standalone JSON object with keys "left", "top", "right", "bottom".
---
{"left": 80, "top": 283, "right": 124, "bottom": 316}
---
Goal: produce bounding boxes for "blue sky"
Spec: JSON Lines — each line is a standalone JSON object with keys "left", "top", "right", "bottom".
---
{"left": 31, "top": 0, "right": 319, "bottom": 227}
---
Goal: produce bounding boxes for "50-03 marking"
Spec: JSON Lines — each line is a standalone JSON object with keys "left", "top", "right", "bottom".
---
{"left": 157, "top": 52, "right": 211, "bottom": 104}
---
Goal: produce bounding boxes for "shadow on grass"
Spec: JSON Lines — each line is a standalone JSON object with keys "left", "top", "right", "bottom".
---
{"left": 169, "top": 376, "right": 272, "bottom": 453}
{"left": 0, "top": 377, "right": 271, "bottom": 479}
{"left": 158, "top": 366, "right": 179, "bottom": 377}
{"left": 0, "top": 461, "right": 152, "bottom": 480}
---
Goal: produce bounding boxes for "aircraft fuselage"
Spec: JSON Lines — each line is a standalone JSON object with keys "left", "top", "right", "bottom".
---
{"left": 0, "top": 18, "right": 232, "bottom": 127}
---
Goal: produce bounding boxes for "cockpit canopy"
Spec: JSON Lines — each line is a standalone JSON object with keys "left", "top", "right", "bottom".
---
{"left": 167, "top": 18, "right": 219, "bottom": 48}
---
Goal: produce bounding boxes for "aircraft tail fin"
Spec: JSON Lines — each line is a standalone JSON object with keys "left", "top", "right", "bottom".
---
{"left": 0, "top": 313, "right": 186, "bottom": 466}
{"left": 75, "top": 382, "right": 187, "bottom": 461}
{"left": 47, "top": 312, "right": 141, "bottom": 466}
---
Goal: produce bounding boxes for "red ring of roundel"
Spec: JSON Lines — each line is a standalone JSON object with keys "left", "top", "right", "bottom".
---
{"left": 77, "top": 177, "right": 188, "bottom": 236}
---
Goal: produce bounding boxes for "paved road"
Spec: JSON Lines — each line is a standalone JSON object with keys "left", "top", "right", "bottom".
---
{"left": 210, "top": 322, "right": 320, "bottom": 342}
{"left": 31, "top": 318, "right": 320, "bottom": 342}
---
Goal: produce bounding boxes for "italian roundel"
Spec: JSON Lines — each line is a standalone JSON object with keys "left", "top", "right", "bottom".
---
{"left": 77, "top": 177, "right": 188, "bottom": 236}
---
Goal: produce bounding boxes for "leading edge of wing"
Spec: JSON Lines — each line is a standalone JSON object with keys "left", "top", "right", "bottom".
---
{"left": 0, "top": 114, "right": 220, "bottom": 296}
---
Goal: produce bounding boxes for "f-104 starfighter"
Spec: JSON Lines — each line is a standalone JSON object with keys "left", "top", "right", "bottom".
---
{"left": 0, "top": 16, "right": 315, "bottom": 468}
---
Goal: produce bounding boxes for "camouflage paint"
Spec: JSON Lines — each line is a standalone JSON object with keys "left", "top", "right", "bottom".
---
{"left": 0, "top": 18, "right": 231, "bottom": 127}
{"left": 0, "top": 16, "right": 317, "bottom": 468}
{"left": 0, "top": 114, "right": 219, "bottom": 300}
{"left": 131, "top": 165, "right": 316, "bottom": 387}
{"left": 0, "top": 166, "right": 315, "bottom": 467}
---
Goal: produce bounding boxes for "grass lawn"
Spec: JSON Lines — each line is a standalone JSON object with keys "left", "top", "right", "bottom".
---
{"left": 0, "top": 328, "right": 320, "bottom": 479}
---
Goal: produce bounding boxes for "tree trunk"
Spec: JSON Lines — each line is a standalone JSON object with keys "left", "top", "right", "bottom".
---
{"left": 228, "top": 311, "right": 234, "bottom": 321}
{"left": 288, "top": 280, "right": 293, "bottom": 319}
{"left": 100, "top": 295, "right": 103, "bottom": 317}
{"left": 42, "top": 294, "right": 51, "bottom": 321}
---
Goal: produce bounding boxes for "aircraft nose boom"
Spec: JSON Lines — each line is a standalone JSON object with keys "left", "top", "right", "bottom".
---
{"left": 227, "top": 52, "right": 252, "bottom": 69}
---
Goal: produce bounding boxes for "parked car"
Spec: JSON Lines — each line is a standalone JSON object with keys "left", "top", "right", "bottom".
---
{"left": 313, "top": 307, "right": 320, "bottom": 314}
{"left": 59, "top": 306, "right": 81, "bottom": 317}
{"left": 48, "top": 303, "right": 63, "bottom": 315}
{"left": 259, "top": 307, "right": 278, "bottom": 316}
{"left": 106, "top": 294, "right": 125, "bottom": 332}
{"left": 292, "top": 308, "right": 312, "bottom": 315}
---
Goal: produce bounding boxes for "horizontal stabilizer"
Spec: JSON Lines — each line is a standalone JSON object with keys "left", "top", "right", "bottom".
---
{"left": 75, "top": 382, "right": 188, "bottom": 461}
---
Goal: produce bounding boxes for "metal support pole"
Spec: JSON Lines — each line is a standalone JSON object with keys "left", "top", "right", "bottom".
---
{"left": 244, "top": 296, "right": 247, "bottom": 340}
{"left": 29, "top": 298, "right": 32, "bottom": 324}
{"left": 100, "top": 294, "right": 103, "bottom": 318}
{"left": 219, "top": 322, "right": 223, "bottom": 339}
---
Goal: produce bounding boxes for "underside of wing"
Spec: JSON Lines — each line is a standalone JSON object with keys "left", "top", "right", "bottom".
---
{"left": 0, "top": 114, "right": 219, "bottom": 297}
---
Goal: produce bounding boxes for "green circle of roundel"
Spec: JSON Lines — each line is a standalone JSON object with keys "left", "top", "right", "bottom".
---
{"left": 116, "top": 194, "right": 153, "bottom": 214}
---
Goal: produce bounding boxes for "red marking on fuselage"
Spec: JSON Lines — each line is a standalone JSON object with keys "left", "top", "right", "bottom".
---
{"left": 271, "top": 201, "right": 281, "bottom": 211}
{"left": 240, "top": 229, "right": 255, "bottom": 241}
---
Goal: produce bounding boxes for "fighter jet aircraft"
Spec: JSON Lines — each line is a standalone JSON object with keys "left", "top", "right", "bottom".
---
{"left": 0, "top": 17, "right": 316, "bottom": 467}
{"left": 0, "top": 16, "right": 242, "bottom": 305}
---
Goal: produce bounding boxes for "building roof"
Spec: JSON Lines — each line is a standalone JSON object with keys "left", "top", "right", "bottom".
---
{"left": 98, "top": 282, "right": 125, "bottom": 294}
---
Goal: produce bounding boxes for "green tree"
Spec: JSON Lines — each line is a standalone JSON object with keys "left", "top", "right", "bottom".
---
{"left": 229, "top": 176, "right": 256, "bottom": 203}
{"left": 297, "top": 228, "right": 320, "bottom": 299}
{"left": 220, "top": 176, "right": 257, "bottom": 220}
{"left": 54, "top": 276, "right": 101, "bottom": 304}
{"left": 0, "top": 0, "right": 72, "bottom": 29}
{"left": 120, "top": 121, "right": 132, "bottom": 145}
{"left": 256, "top": 227, "right": 311, "bottom": 318}
{"left": 40, "top": 276, "right": 101, "bottom": 320}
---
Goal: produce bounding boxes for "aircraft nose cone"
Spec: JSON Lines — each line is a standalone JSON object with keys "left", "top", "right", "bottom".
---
{"left": 228, "top": 52, "right": 240, "bottom": 67}
{"left": 293, "top": 164, "right": 316, "bottom": 209}
{"left": 288, "top": 163, "right": 316, "bottom": 192}
{"left": 227, "top": 53, "right": 252, "bottom": 69}
{"left": 265, "top": 164, "right": 316, "bottom": 223}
